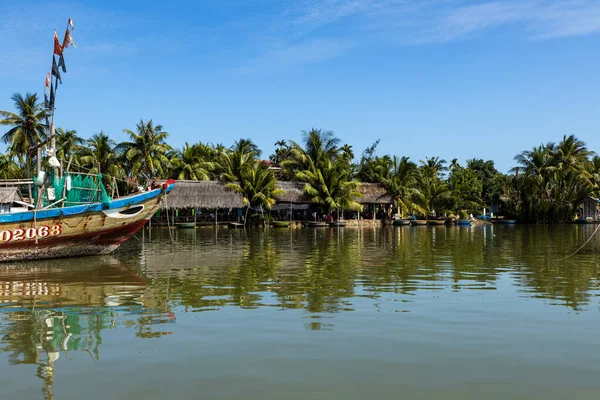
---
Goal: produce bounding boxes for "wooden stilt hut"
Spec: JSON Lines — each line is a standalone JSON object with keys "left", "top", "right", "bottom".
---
{"left": 159, "top": 181, "right": 244, "bottom": 226}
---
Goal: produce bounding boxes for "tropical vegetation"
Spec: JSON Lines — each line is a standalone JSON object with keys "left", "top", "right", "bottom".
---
{"left": 1, "top": 92, "right": 599, "bottom": 223}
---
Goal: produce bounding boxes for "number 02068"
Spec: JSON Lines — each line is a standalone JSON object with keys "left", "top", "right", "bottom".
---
{"left": 0, "top": 225, "right": 62, "bottom": 242}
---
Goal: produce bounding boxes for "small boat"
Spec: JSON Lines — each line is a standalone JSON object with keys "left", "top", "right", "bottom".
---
{"left": 329, "top": 221, "right": 346, "bottom": 228}
{"left": 271, "top": 221, "right": 290, "bottom": 228}
{"left": 228, "top": 222, "right": 244, "bottom": 229}
{"left": 307, "top": 221, "right": 328, "bottom": 228}
{"left": 410, "top": 220, "right": 427, "bottom": 226}
{"left": 176, "top": 222, "right": 196, "bottom": 229}
{"left": 500, "top": 219, "right": 517, "bottom": 225}
{"left": 458, "top": 220, "right": 472, "bottom": 226}
{"left": 427, "top": 220, "right": 445, "bottom": 226}
{"left": 393, "top": 219, "right": 411, "bottom": 226}
{"left": 574, "top": 218, "right": 592, "bottom": 224}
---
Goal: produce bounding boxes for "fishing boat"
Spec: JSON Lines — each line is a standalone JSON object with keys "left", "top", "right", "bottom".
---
{"left": 0, "top": 180, "right": 174, "bottom": 262}
{"left": 458, "top": 220, "right": 472, "bottom": 226}
{"left": 393, "top": 219, "right": 411, "bottom": 226}
{"left": 410, "top": 220, "right": 427, "bottom": 226}
{"left": 176, "top": 222, "right": 196, "bottom": 229}
{"left": 307, "top": 221, "right": 328, "bottom": 227}
{"left": 500, "top": 219, "right": 517, "bottom": 225}
{"left": 427, "top": 220, "right": 446, "bottom": 226}
{"left": 271, "top": 221, "right": 290, "bottom": 228}
{"left": 329, "top": 221, "right": 347, "bottom": 227}
{"left": 0, "top": 19, "right": 175, "bottom": 262}
{"left": 228, "top": 222, "right": 244, "bottom": 229}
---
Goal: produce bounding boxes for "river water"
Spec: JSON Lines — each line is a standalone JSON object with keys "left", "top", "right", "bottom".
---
{"left": 1, "top": 225, "right": 599, "bottom": 399}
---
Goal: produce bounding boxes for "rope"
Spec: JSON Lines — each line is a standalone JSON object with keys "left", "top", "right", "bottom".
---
{"left": 560, "top": 223, "right": 600, "bottom": 260}
{"left": 164, "top": 191, "right": 175, "bottom": 243}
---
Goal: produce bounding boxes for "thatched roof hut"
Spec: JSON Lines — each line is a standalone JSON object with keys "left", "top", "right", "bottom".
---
{"left": 0, "top": 187, "right": 21, "bottom": 204}
{"left": 161, "top": 180, "right": 244, "bottom": 210}
{"left": 274, "top": 181, "right": 314, "bottom": 203}
{"left": 273, "top": 181, "right": 392, "bottom": 205}
{"left": 160, "top": 180, "right": 392, "bottom": 210}
{"left": 356, "top": 183, "right": 392, "bottom": 204}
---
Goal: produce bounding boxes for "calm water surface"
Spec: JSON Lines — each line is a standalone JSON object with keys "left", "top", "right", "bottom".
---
{"left": 1, "top": 225, "right": 600, "bottom": 399}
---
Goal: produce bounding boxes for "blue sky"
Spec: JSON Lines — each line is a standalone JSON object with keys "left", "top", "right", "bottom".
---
{"left": 1, "top": 0, "right": 600, "bottom": 172}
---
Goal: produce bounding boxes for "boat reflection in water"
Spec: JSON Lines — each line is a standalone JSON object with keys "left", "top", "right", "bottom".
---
{"left": 0, "top": 258, "right": 175, "bottom": 400}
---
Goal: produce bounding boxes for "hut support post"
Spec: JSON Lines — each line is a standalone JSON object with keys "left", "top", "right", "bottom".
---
{"left": 215, "top": 208, "right": 218, "bottom": 228}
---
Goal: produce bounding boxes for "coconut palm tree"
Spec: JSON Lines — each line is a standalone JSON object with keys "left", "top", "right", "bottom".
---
{"left": 169, "top": 142, "right": 214, "bottom": 180}
{"left": 55, "top": 128, "right": 84, "bottom": 162}
{"left": 296, "top": 156, "right": 362, "bottom": 215}
{"left": 0, "top": 153, "right": 20, "bottom": 179}
{"left": 218, "top": 144, "right": 256, "bottom": 183}
{"left": 284, "top": 129, "right": 341, "bottom": 174}
{"left": 226, "top": 161, "right": 282, "bottom": 226}
{"left": 119, "top": 120, "right": 171, "bottom": 180}
{"left": 232, "top": 138, "right": 261, "bottom": 158}
{"left": 379, "top": 156, "right": 424, "bottom": 218}
{"left": 0, "top": 93, "right": 49, "bottom": 197}
{"left": 79, "top": 132, "right": 120, "bottom": 183}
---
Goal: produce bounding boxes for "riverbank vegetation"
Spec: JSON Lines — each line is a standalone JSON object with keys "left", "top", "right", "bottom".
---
{"left": 2, "top": 92, "right": 599, "bottom": 223}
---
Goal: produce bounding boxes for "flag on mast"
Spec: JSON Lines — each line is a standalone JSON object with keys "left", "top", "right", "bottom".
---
{"left": 68, "top": 18, "right": 74, "bottom": 30}
{"left": 53, "top": 31, "right": 63, "bottom": 56}
{"left": 62, "top": 28, "right": 76, "bottom": 49}
{"left": 51, "top": 56, "right": 62, "bottom": 84}
{"left": 58, "top": 54, "right": 67, "bottom": 73}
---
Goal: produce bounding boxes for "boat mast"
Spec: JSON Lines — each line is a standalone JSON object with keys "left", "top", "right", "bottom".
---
{"left": 34, "top": 19, "right": 74, "bottom": 208}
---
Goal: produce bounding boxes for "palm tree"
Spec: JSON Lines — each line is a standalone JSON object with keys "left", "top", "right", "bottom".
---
{"left": 119, "top": 120, "right": 171, "bottom": 180}
{"left": 0, "top": 93, "right": 49, "bottom": 197}
{"left": 232, "top": 138, "right": 261, "bottom": 158}
{"left": 79, "top": 132, "right": 120, "bottom": 182}
{"left": 419, "top": 156, "right": 447, "bottom": 180}
{"left": 0, "top": 154, "right": 20, "bottom": 179}
{"left": 379, "top": 156, "right": 424, "bottom": 218}
{"left": 218, "top": 144, "right": 256, "bottom": 183}
{"left": 296, "top": 156, "right": 362, "bottom": 215}
{"left": 449, "top": 158, "right": 460, "bottom": 171}
{"left": 284, "top": 129, "right": 341, "bottom": 174}
{"left": 55, "top": 128, "right": 84, "bottom": 162}
{"left": 270, "top": 139, "right": 290, "bottom": 165}
{"left": 169, "top": 142, "right": 214, "bottom": 180}
{"left": 226, "top": 161, "right": 282, "bottom": 226}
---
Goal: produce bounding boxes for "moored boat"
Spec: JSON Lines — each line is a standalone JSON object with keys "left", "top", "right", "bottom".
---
{"left": 458, "top": 220, "right": 472, "bottom": 226}
{"left": 410, "top": 220, "right": 427, "bottom": 226}
{"left": 308, "top": 221, "right": 328, "bottom": 227}
{"left": 329, "top": 221, "right": 346, "bottom": 227}
{"left": 0, "top": 21, "right": 176, "bottom": 262}
{"left": 176, "top": 222, "right": 196, "bottom": 229}
{"left": 271, "top": 221, "right": 290, "bottom": 228}
{"left": 393, "top": 219, "right": 411, "bottom": 226}
{"left": 228, "top": 222, "right": 244, "bottom": 229}
{"left": 500, "top": 219, "right": 517, "bottom": 225}
{"left": 0, "top": 180, "right": 174, "bottom": 262}
{"left": 427, "top": 220, "right": 445, "bottom": 226}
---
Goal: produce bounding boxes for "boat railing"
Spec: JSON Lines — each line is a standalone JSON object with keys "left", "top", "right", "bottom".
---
{"left": 0, "top": 179, "right": 34, "bottom": 186}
